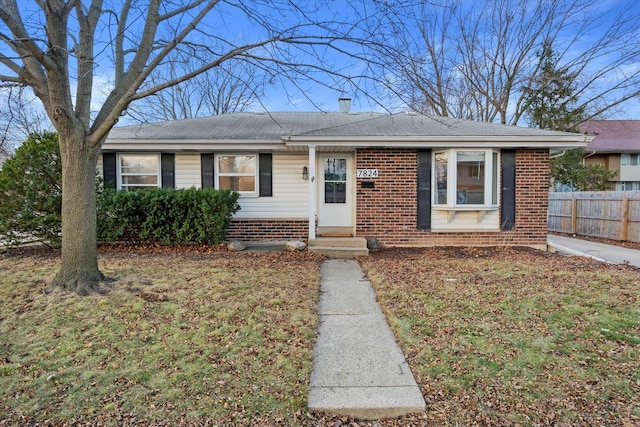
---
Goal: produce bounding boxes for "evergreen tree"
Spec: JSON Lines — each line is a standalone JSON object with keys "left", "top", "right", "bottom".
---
{"left": 524, "top": 42, "right": 615, "bottom": 191}
{"left": 523, "top": 41, "right": 585, "bottom": 131}
{"left": 0, "top": 132, "right": 62, "bottom": 246}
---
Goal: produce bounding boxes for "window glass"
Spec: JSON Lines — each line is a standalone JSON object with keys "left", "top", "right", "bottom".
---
{"left": 218, "top": 155, "right": 256, "bottom": 174}
{"left": 457, "top": 151, "right": 485, "bottom": 205}
{"left": 325, "top": 182, "right": 346, "bottom": 203}
{"left": 617, "top": 181, "right": 640, "bottom": 191}
{"left": 492, "top": 151, "right": 498, "bottom": 205}
{"left": 120, "top": 155, "right": 158, "bottom": 174}
{"left": 324, "top": 158, "right": 347, "bottom": 181}
{"left": 216, "top": 155, "right": 257, "bottom": 194}
{"left": 119, "top": 154, "right": 159, "bottom": 190}
{"left": 218, "top": 176, "right": 255, "bottom": 192}
{"left": 432, "top": 149, "right": 499, "bottom": 207}
{"left": 121, "top": 175, "right": 158, "bottom": 186}
{"left": 324, "top": 158, "right": 347, "bottom": 204}
{"left": 621, "top": 154, "right": 630, "bottom": 166}
{"left": 434, "top": 151, "right": 448, "bottom": 204}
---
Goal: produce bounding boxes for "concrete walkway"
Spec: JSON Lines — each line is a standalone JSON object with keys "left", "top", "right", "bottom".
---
{"left": 308, "top": 259, "right": 426, "bottom": 420}
{"left": 548, "top": 234, "right": 640, "bottom": 268}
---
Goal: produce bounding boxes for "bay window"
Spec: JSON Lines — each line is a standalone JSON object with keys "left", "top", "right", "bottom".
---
{"left": 433, "top": 149, "right": 499, "bottom": 207}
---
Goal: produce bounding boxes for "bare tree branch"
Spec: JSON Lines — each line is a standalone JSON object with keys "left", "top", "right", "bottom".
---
{"left": 0, "top": 86, "right": 50, "bottom": 155}
{"left": 0, "top": 0, "right": 387, "bottom": 292}
{"left": 376, "top": 0, "right": 640, "bottom": 125}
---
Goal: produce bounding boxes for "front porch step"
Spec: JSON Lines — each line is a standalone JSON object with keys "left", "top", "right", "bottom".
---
{"left": 309, "top": 237, "right": 368, "bottom": 248}
{"left": 317, "top": 226, "right": 354, "bottom": 237}
{"left": 308, "top": 237, "right": 369, "bottom": 258}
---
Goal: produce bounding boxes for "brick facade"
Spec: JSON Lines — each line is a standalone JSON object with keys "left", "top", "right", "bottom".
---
{"left": 227, "top": 219, "right": 308, "bottom": 241}
{"left": 355, "top": 148, "right": 549, "bottom": 248}
{"left": 227, "top": 149, "right": 550, "bottom": 248}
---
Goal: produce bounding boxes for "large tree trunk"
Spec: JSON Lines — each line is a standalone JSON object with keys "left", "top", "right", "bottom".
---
{"left": 52, "top": 133, "right": 103, "bottom": 295}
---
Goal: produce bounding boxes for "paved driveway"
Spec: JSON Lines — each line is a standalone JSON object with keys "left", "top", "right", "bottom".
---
{"left": 548, "top": 235, "right": 640, "bottom": 268}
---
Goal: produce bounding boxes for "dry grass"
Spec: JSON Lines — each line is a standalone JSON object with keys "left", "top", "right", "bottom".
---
{"left": 0, "top": 245, "right": 323, "bottom": 426}
{"left": 360, "top": 247, "right": 640, "bottom": 426}
{"left": 2, "top": 244, "right": 639, "bottom": 426}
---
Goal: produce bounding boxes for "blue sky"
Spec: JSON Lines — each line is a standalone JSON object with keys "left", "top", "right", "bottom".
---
{"left": 203, "top": 0, "right": 640, "bottom": 118}
{"left": 2, "top": 0, "right": 640, "bottom": 133}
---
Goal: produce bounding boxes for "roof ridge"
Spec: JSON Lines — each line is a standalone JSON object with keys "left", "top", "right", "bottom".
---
{"left": 292, "top": 112, "right": 387, "bottom": 136}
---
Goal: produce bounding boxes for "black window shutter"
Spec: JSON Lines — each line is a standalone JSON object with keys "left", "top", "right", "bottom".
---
{"left": 102, "top": 153, "right": 117, "bottom": 189}
{"left": 201, "top": 154, "right": 215, "bottom": 188}
{"left": 417, "top": 150, "right": 432, "bottom": 230}
{"left": 259, "top": 153, "right": 273, "bottom": 197}
{"left": 501, "top": 149, "right": 516, "bottom": 230}
{"left": 161, "top": 153, "right": 175, "bottom": 188}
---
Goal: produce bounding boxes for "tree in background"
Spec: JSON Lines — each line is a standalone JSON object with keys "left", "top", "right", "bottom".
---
{"left": 0, "top": 132, "right": 62, "bottom": 246}
{"left": 375, "top": 0, "right": 640, "bottom": 125}
{"left": 522, "top": 42, "right": 616, "bottom": 191}
{"left": 0, "top": 1, "right": 379, "bottom": 294}
{"left": 127, "top": 56, "right": 265, "bottom": 122}
{"left": 0, "top": 86, "right": 50, "bottom": 157}
{"left": 522, "top": 41, "right": 585, "bottom": 132}
{"left": 550, "top": 148, "right": 616, "bottom": 191}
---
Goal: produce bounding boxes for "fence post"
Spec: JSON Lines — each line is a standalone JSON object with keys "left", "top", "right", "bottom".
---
{"left": 621, "top": 197, "right": 629, "bottom": 241}
{"left": 571, "top": 197, "right": 578, "bottom": 235}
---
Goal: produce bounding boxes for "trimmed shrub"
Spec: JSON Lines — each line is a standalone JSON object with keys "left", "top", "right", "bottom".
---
{"left": 97, "top": 187, "right": 240, "bottom": 245}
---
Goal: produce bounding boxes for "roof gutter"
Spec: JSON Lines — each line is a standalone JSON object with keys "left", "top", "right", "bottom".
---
{"left": 282, "top": 134, "right": 592, "bottom": 149}
{"left": 103, "top": 139, "right": 288, "bottom": 151}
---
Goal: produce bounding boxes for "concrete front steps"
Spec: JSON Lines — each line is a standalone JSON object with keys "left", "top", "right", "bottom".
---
{"left": 308, "top": 237, "right": 369, "bottom": 258}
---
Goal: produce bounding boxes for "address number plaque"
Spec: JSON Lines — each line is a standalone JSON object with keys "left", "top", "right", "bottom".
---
{"left": 356, "top": 169, "right": 379, "bottom": 178}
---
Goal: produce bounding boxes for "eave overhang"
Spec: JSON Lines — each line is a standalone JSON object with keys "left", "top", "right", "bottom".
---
{"left": 102, "top": 134, "right": 593, "bottom": 152}
{"left": 102, "top": 139, "right": 288, "bottom": 152}
{"left": 283, "top": 134, "right": 593, "bottom": 150}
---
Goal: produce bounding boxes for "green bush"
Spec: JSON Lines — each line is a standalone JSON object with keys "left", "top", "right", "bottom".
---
{"left": 0, "top": 132, "right": 62, "bottom": 246}
{"left": 0, "top": 132, "right": 240, "bottom": 247}
{"left": 97, "top": 187, "right": 240, "bottom": 245}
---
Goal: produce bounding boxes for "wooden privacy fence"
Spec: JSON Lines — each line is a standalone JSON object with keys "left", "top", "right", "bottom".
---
{"left": 548, "top": 191, "right": 640, "bottom": 243}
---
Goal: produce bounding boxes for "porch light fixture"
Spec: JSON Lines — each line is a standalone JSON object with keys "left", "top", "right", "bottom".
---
{"left": 302, "top": 166, "right": 309, "bottom": 180}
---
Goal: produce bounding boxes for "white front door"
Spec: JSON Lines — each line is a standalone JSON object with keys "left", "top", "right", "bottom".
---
{"left": 317, "top": 153, "right": 353, "bottom": 231}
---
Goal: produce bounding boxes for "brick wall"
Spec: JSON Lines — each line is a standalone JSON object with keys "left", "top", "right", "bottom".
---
{"left": 355, "top": 148, "right": 549, "bottom": 248}
{"left": 356, "top": 149, "right": 419, "bottom": 245}
{"left": 227, "top": 219, "right": 308, "bottom": 241}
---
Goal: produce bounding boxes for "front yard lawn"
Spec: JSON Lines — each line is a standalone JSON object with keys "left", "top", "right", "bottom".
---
{"left": 0, "top": 245, "right": 322, "bottom": 426}
{"left": 1, "top": 245, "right": 638, "bottom": 426}
{"left": 360, "top": 247, "right": 640, "bottom": 426}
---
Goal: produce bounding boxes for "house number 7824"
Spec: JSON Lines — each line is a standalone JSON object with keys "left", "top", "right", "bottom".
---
{"left": 356, "top": 169, "right": 379, "bottom": 178}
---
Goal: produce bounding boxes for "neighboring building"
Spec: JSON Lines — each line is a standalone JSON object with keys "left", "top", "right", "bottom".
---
{"left": 578, "top": 120, "right": 640, "bottom": 191}
{"left": 99, "top": 106, "right": 589, "bottom": 249}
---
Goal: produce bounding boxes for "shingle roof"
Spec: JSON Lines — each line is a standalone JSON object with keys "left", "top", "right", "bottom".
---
{"left": 108, "top": 112, "right": 582, "bottom": 141}
{"left": 578, "top": 120, "right": 640, "bottom": 152}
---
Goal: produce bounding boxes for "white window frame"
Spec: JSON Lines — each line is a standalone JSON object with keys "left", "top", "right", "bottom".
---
{"left": 432, "top": 148, "right": 500, "bottom": 208}
{"left": 616, "top": 181, "right": 640, "bottom": 191}
{"left": 117, "top": 153, "right": 161, "bottom": 190}
{"left": 621, "top": 153, "right": 640, "bottom": 166}
{"left": 215, "top": 153, "right": 258, "bottom": 196}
